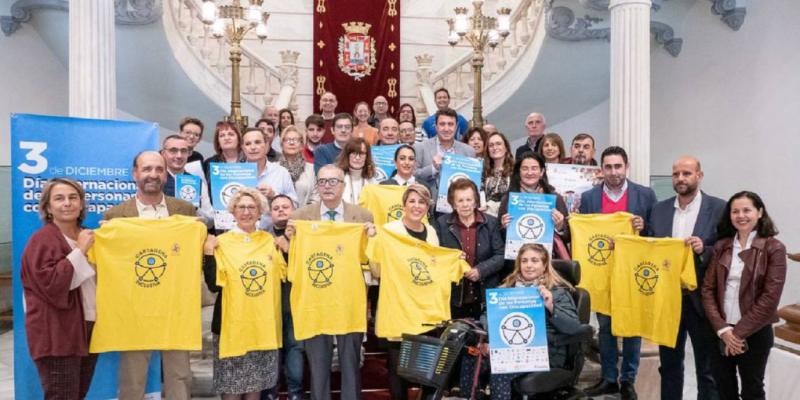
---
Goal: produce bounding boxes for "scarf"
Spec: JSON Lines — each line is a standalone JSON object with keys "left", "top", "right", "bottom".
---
{"left": 280, "top": 155, "right": 306, "bottom": 182}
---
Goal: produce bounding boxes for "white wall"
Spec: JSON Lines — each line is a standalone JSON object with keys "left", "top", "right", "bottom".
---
{"left": 547, "top": 99, "right": 610, "bottom": 156}
{"left": 651, "top": 2, "right": 800, "bottom": 305}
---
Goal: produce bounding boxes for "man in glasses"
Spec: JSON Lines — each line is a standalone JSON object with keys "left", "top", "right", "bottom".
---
{"left": 287, "top": 165, "right": 375, "bottom": 400}
{"left": 314, "top": 113, "right": 354, "bottom": 174}
{"left": 160, "top": 135, "right": 214, "bottom": 228}
{"left": 178, "top": 116, "right": 205, "bottom": 163}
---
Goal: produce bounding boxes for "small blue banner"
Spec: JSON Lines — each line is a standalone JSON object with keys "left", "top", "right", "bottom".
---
{"left": 436, "top": 153, "right": 483, "bottom": 213}
{"left": 504, "top": 192, "right": 557, "bottom": 259}
{"left": 175, "top": 174, "right": 202, "bottom": 207}
{"left": 208, "top": 162, "right": 258, "bottom": 230}
{"left": 371, "top": 144, "right": 401, "bottom": 182}
{"left": 486, "top": 287, "right": 550, "bottom": 374}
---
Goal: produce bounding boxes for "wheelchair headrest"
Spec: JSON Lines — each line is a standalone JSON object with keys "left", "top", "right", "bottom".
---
{"left": 552, "top": 260, "right": 581, "bottom": 286}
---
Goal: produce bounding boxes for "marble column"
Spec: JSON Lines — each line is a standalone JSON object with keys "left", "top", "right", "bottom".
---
{"left": 609, "top": 0, "right": 651, "bottom": 185}
{"left": 69, "top": 0, "right": 116, "bottom": 118}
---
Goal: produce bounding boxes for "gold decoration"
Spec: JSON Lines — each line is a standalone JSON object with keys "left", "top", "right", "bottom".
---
{"left": 338, "top": 21, "right": 377, "bottom": 81}
{"left": 388, "top": 42, "right": 396, "bottom": 52}
{"left": 390, "top": 62, "right": 395, "bottom": 70}
{"left": 390, "top": 24, "right": 395, "bottom": 32}
{"left": 316, "top": 76, "right": 326, "bottom": 95}
{"left": 316, "top": 0, "right": 326, "bottom": 13}
{"left": 341, "top": 21, "right": 371, "bottom": 35}
{"left": 388, "top": 0, "right": 398, "bottom": 17}
{"left": 317, "top": 40, "right": 326, "bottom": 49}
{"left": 387, "top": 78, "right": 398, "bottom": 98}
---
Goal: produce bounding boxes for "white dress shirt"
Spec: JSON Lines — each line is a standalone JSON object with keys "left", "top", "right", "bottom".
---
{"left": 718, "top": 231, "right": 757, "bottom": 337}
{"left": 602, "top": 180, "right": 629, "bottom": 203}
{"left": 672, "top": 192, "right": 702, "bottom": 239}
{"left": 135, "top": 195, "right": 169, "bottom": 219}
{"left": 320, "top": 202, "right": 345, "bottom": 222}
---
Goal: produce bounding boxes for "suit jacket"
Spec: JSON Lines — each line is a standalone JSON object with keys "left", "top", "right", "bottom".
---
{"left": 413, "top": 137, "right": 476, "bottom": 188}
{"left": 103, "top": 196, "right": 196, "bottom": 220}
{"left": 578, "top": 179, "right": 657, "bottom": 227}
{"left": 291, "top": 201, "right": 374, "bottom": 224}
{"left": 313, "top": 143, "right": 342, "bottom": 174}
{"left": 646, "top": 192, "right": 725, "bottom": 315}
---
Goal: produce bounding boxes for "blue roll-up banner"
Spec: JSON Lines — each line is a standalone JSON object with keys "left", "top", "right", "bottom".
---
{"left": 11, "top": 114, "right": 162, "bottom": 399}
{"left": 486, "top": 287, "right": 550, "bottom": 374}
{"left": 371, "top": 144, "right": 401, "bottom": 182}
{"left": 504, "top": 192, "right": 557, "bottom": 259}
{"left": 435, "top": 153, "right": 483, "bottom": 213}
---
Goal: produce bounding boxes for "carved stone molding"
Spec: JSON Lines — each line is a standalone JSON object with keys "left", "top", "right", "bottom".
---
{"left": 650, "top": 21, "right": 682, "bottom": 57}
{"left": 1, "top": 0, "right": 161, "bottom": 36}
{"left": 710, "top": 0, "right": 746, "bottom": 31}
{"left": 547, "top": 6, "right": 610, "bottom": 42}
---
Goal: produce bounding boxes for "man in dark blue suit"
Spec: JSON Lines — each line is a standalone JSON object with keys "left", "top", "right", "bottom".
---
{"left": 580, "top": 146, "right": 657, "bottom": 400}
{"left": 313, "top": 113, "right": 353, "bottom": 174}
{"left": 647, "top": 156, "right": 725, "bottom": 400}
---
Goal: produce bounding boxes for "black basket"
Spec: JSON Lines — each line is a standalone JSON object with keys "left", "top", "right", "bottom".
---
{"left": 397, "top": 333, "right": 464, "bottom": 388}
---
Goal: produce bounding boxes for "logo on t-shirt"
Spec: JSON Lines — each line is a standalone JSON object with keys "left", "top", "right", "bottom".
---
{"left": 634, "top": 261, "right": 659, "bottom": 296}
{"left": 408, "top": 257, "right": 432, "bottom": 286}
{"left": 239, "top": 261, "right": 268, "bottom": 297}
{"left": 307, "top": 252, "right": 335, "bottom": 288}
{"left": 134, "top": 248, "right": 168, "bottom": 288}
{"left": 587, "top": 234, "right": 613, "bottom": 266}
{"left": 387, "top": 204, "right": 404, "bottom": 222}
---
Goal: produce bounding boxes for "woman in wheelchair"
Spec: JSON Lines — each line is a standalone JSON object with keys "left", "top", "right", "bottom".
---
{"left": 461, "top": 243, "right": 581, "bottom": 399}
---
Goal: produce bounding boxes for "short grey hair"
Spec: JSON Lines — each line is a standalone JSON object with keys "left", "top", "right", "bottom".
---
{"left": 318, "top": 164, "right": 345, "bottom": 180}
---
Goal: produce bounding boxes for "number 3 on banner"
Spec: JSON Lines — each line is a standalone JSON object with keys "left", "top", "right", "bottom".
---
{"left": 488, "top": 291, "right": 499, "bottom": 305}
{"left": 18, "top": 141, "right": 48, "bottom": 174}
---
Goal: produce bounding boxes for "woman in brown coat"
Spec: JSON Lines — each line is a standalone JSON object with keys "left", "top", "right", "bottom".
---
{"left": 702, "top": 191, "right": 786, "bottom": 400}
{"left": 21, "top": 178, "right": 98, "bottom": 398}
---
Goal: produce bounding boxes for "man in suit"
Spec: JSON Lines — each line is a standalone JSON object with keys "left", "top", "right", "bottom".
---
{"left": 314, "top": 113, "right": 353, "bottom": 174}
{"left": 514, "top": 112, "right": 546, "bottom": 159}
{"left": 287, "top": 165, "right": 375, "bottom": 400}
{"left": 647, "top": 156, "right": 725, "bottom": 400}
{"left": 160, "top": 135, "right": 214, "bottom": 228}
{"left": 413, "top": 108, "right": 476, "bottom": 189}
{"left": 103, "top": 151, "right": 197, "bottom": 400}
{"left": 580, "top": 146, "right": 657, "bottom": 400}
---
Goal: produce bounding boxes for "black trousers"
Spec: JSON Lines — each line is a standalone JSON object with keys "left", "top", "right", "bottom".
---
{"left": 658, "top": 295, "right": 719, "bottom": 400}
{"left": 709, "top": 325, "right": 774, "bottom": 400}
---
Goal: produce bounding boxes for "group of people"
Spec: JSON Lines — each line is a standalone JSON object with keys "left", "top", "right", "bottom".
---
{"left": 20, "top": 88, "right": 787, "bottom": 400}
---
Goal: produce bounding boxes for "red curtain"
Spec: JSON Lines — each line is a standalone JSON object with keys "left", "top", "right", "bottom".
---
{"left": 313, "top": 0, "right": 401, "bottom": 116}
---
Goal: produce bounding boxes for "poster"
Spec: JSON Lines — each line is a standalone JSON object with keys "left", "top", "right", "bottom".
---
{"left": 10, "top": 114, "right": 162, "bottom": 399}
{"left": 208, "top": 162, "right": 258, "bottom": 230}
{"left": 175, "top": 174, "right": 202, "bottom": 207}
{"left": 486, "top": 287, "right": 550, "bottom": 374}
{"left": 436, "top": 153, "right": 483, "bottom": 213}
{"left": 371, "top": 144, "right": 400, "bottom": 182}
{"left": 504, "top": 193, "right": 556, "bottom": 259}
{"left": 546, "top": 163, "right": 601, "bottom": 213}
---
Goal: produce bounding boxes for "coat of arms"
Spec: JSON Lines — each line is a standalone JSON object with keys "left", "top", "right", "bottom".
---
{"left": 338, "top": 22, "right": 377, "bottom": 81}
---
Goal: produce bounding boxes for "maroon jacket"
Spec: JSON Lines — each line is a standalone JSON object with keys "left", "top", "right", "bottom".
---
{"left": 21, "top": 223, "right": 89, "bottom": 360}
{"left": 702, "top": 235, "right": 787, "bottom": 339}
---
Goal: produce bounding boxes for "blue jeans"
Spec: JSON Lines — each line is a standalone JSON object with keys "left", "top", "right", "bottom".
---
{"left": 597, "top": 312, "right": 640, "bottom": 384}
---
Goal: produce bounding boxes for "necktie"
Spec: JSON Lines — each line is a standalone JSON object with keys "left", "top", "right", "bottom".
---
{"left": 326, "top": 210, "right": 337, "bottom": 221}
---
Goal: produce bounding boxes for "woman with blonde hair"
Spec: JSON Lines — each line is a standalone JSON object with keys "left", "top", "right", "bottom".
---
{"left": 278, "top": 125, "right": 317, "bottom": 206}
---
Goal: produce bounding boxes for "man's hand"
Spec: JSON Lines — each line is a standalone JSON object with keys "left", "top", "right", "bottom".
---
{"left": 274, "top": 235, "right": 289, "bottom": 253}
{"left": 285, "top": 220, "right": 296, "bottom": 239}
{"left": 686, "top": 236, "right": 704, "bottom": 255}
{"left": 631, "top": 215, "right": 645, "bottom": 233}
{"left": 432, "top": 153, "right": 443, "bottom": 171}
{"left": 464, "top": 267, "right": 481, "bottom": 282}
{"left": 364, "top": 222, "right": 377, "bottom": 238}
{"left": 257, "top": 183, "right": 274, "bottom": 200}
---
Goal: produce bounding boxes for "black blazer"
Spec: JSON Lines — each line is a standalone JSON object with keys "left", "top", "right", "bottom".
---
{"left": 434, "top": 211, "right": 506, "bottom": 289}
{"left": 646, "top": 192, "right": 725, "bottom": 315}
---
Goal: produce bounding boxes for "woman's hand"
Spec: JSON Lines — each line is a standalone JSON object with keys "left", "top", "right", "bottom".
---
{"left": 77, "top": 229, "right": 94, "bottom": 255}
{"left": 551, "top": 209, "right": 565, "bottom": 231}
{"left": 203, "top": 235, "right": 218, "bottom": 255}
{"left": 539, "top": 285, "right": 554, "bottom": 312}
{"left": 364, "top": 222, "right": 377, "bottom": 238}
{"left": 721, "top": 330, "right": 746, "bottom": 356}
{"left": 464, "top": 267, "right": 481, "bottom": 282}
{"left": 501, "top": 213, "right": 512, "bottom": 229}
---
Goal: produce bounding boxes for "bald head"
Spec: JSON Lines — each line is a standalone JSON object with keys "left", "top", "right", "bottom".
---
{"left": 673, "top": 156, "right": 702, "bottom": 172}
{"left": 672, "top": 156, "right": 703, "bottom": 197}
{"left": 132, "top": 151, "right": 167, "bottom": 195}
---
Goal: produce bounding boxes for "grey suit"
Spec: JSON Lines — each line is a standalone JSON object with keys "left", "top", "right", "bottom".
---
{"left": 290, "top": 201, "right": 373, "bottom": 400}
{"left": 413, "top": 137, "right": 476, "bottom": 188}
{"left": 647, "top": 192, "right": 725, "bottom": 400}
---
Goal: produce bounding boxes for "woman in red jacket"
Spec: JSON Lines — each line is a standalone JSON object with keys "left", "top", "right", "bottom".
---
{"left": 702, "top": 191, "right": 786, "bottom": 400}
{"left": 21, "top": 178, "right": 98, "bottom": 398}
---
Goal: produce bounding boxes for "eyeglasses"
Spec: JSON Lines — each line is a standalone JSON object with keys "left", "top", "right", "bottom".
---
{"left": 235, "top": 205, "right": 258, "bottom": 212}
{"left": 317, "top": 178, "right": 342, "bottom": 187}
{"left": 165, "top": 147, "right": 191, "bottom": 155}
{"left": 334, "top": 124, "right": 352, "bottom": 131}
{"left": 181, "top": 131, "right": 202, "bottom": 138}
{"left": 349, "top": 151, "right": 366, "bottom": 158}
{"left": 283, "top": 137, "right": 301, "bottom": 144}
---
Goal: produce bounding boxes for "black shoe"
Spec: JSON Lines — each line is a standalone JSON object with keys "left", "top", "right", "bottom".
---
{"left": 620, "top": 382, "right": 638, "bottom": 400}
{"left": 584, "top": 379, "right": 619, "bottom": 396}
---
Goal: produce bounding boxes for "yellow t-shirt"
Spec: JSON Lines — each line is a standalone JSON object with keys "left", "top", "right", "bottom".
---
{"left": 287, "top": 220, "right": 368, "bottom": 340}
{"left": 215, "top": 230, "right": 287, "bottom": 358}
{"left": 88, "top": 215, "right": 206, "bottom": 352}
{"left": 610, "top": 235, "right": 696, "bottom": 347}
{"left": 368, "top": 226, "right": 470, "bottom": 339}
{"left": 568, "top": 212, "right": 635, "bottom": 314}
{"left": 358, "top": 184, "right": 408, "bottom": 227}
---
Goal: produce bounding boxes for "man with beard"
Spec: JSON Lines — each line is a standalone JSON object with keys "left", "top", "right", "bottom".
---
{"left": 579, "top": 146, "right": 657, "bottom": 400}
{"left": 647, "top": 156, "right": 725, "bottom": 400}
{"left": 103, "top": 151, "right": 197, "bottom": 400}
{"left": 564, "top": 133, "right": 598, "bottom": 166}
